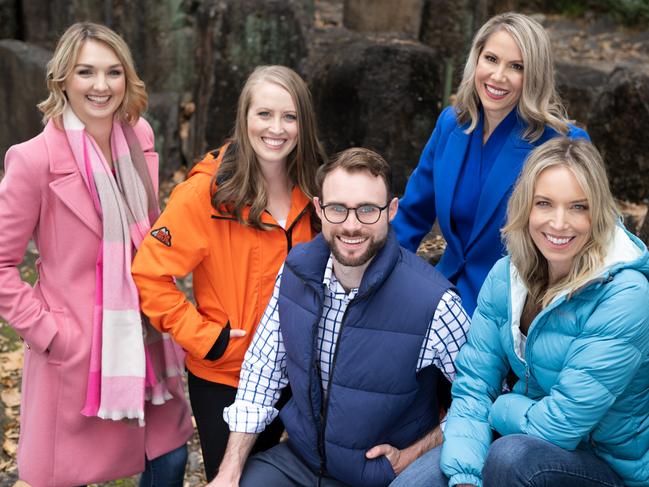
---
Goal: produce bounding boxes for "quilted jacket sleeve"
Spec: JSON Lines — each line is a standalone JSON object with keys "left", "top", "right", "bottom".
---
{"left": 440, "top": 258, "right": 511, "bottom": 487}
{"left": 489, "top": 272, "right": 649, "bottom": 450}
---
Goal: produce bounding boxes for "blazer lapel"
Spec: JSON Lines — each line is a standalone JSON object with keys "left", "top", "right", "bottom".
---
{"left": 466, "top": 124, "right": 532, "bottom": 250}
{"left": 436, "top": 125, "right": 470, "bottom": 258}
{"left": 44, "top": 122, "right": 102, "bottom": 238}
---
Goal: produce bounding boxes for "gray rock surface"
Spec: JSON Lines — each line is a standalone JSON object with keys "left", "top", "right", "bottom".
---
{"left": 190, "top": 0, "right": 312, "bottom": 158}
{"left": 343, "top": 0, "right": 424, "bottom": 37}
{"left": 555, "top": 60, "right": 610, "bottom": 127}
{"left": 0, "top": 0, "right": 20, "bottom": 39}
{"left": 146, "top": 92, "right": 184, "bottom": 182}
{"left": 419, "top": 0, "right": 488, "bottom": 103}
{"left": 21, "top": 0, "right": 197, "bottom": 95}
{"left": 589, "top": 66, "right": 649, "bottom": 202}
{"left": 0, "top": 40, "right": 50, "bottom": 166}
{"left": 307, "top": 30, "right": 443, "bottom": 193}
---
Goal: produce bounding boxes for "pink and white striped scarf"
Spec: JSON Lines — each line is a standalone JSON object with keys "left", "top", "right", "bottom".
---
{"left": 62, "top": 106, "right": 185, "bottom": 424}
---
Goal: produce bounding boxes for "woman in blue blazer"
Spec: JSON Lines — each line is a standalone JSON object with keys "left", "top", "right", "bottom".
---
{"left": 393, "top": 12, "right": 588, "bottom": 315}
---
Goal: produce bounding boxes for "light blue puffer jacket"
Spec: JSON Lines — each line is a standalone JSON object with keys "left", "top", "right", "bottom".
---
{"left": 441, "top": 226, "right": 649, "bottom": 487}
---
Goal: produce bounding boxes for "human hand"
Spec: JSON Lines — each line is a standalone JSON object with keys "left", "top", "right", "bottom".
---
{"left": 366, "top": 443, "right": 406, "bottom": 475}
{"left": 205, "top": 470, "right": 239, "bottom": 487}
{"left": 229, "top": 329, "right": 246, "bottom": 339}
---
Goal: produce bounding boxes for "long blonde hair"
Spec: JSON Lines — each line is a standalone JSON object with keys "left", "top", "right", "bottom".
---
{"left": 211, "top": 65, "right": 326, "bottom": 229}
{"left": 455, "top": 12, "right": 569, "bottom": 141}
{"left": 37, "top": 22, "right": 147, "bottom": 126}
{"left": 502, "top": 137, "right": 619, "bottom": 306}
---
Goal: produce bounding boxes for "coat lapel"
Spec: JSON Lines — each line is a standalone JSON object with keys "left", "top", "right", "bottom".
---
{"left": 44, "top": 122, "right": 102, "bottom": 238}
{"left": 436, "top": 125, "right": 470, "bottom": 258}
{"left": 466, "top": 123, "right": 533, "bottom": 250}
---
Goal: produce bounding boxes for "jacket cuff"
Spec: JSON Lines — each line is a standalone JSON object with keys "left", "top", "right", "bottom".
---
{"left": 489, "top": 393, "right": 535, "bottom": 436}
{"left": 204, "top": 322, "right": 230, "bottom": 360}
{"left": 449, "top": 473, "right": 482, "bottom": 487}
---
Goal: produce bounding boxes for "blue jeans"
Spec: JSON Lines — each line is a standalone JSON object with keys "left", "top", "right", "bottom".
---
{"left": 390, "top": 434, "right": 624, "bottom": 487}
{"left": 139, "top": 443, "right": 188, "bottom": 487}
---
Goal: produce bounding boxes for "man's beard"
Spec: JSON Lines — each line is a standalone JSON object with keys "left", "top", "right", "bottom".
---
{"left": 326, "top": 231, "right": 388, "bottom": 267}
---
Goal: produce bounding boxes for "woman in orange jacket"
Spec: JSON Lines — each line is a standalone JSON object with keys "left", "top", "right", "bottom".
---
{"left": 132, "top": 65, "right": 326, "bottom": 480}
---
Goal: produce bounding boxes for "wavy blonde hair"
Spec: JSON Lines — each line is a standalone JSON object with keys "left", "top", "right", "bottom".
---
{"left": 455, "top": 12, "right": 570, "bottom": 141}
{"left": 37, "top": 22, "right": 147, "bottom": 126}
{"left": 502, "top": 137, "right": 619, "bottom": 307}
{"left": 212, "top": 65, "right": 326, "bottom": 230}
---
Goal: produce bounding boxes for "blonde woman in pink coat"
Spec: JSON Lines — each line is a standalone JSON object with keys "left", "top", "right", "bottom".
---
{"left": 0, "top": 23, "right": 193, "bottom": 486}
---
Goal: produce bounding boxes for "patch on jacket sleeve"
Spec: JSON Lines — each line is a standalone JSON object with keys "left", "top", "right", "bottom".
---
{"left": 151, "top": 226, "right": 172, "bottom": 247}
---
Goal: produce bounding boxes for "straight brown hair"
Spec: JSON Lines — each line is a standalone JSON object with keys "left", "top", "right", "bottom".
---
{"left": 211, "top": 65, "right": 326, "bottom": 230}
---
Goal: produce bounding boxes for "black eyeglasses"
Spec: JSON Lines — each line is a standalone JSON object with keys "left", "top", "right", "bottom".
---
{"left": 319, "top": 203, "right": 390, "bottom": 225}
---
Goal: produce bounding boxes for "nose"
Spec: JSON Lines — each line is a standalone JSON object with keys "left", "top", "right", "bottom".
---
{"left": 550, "top": 208, "right": 568, "bottom": 229}
{"left": 491, "top": 64, "right": 506, "bottom": 82}
{"left": 269, "top": 115, "right": 283, "bottom": 134}
{"left": 93, "top": 73, "right": 108, "bottom": 91}
{"left": 341, "top": 209, "right": 363, "bottom": 231}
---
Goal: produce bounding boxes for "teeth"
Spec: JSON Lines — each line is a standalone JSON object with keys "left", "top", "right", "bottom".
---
{"left": 87, "top": 95, "right": 110, "bottom": 103}
{"left": 545, "top": 234, "right": 572, "bottom": 245}
{"left": 486, "top": 85, "right": 507, "bottom": 96}
{"left": 262, "top": 137, "right": 284, "bottom": 147}
{"left": 340, "top": 237, "right": 366, "bottom": 244}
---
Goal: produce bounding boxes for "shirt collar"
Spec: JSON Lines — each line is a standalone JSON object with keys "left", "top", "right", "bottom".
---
{"left": 323, "top": 254, "right": 359, "bottom": 299}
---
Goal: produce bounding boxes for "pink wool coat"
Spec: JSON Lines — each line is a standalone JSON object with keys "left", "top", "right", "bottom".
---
{"left": 0, "top": 119, "right": 193, "bottom": 487}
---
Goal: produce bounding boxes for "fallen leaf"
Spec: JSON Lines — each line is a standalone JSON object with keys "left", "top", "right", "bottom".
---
{"left": 2, "top": 437, "right": 17, "bottom": 455}
{"left": 0, "top": 349, "right": 23, "bottom": 373}
{"left": 5, "top": 427, "right": 19, "bottom": 439}
{"left": 1, "top": 388, "right": 21, "bottom": 408}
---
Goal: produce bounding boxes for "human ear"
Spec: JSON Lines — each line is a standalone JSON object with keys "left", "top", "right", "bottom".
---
{"left": 387, "top": 197, "right": 399, "bottom": 222}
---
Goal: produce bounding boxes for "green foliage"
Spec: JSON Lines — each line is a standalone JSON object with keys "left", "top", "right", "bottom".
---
{"left": 544, "top": 0, "right": 649, "bottom": 27}
{"left": 0, "top": 322, "right": 20, "bottom": 350}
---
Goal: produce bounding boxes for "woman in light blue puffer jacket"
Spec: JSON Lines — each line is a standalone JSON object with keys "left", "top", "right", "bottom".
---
{"left": 392, "top": 137, "right": 649, "bottom": 487}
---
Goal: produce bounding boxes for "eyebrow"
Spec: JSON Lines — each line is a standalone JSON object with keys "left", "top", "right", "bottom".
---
{"left": 482, "top": 50, "right": 523, "bottom": 64}
{"left": 74, "top": 63, "right": 123, "bottom": 68}
{"left": 534, "top": 195, "right": 588, "bottom": 204}
{"left": 253, "top": 107, "right": 297, "bottom": 112}
{"left": 322, "top": 201, "right": 383, "bottom": 206}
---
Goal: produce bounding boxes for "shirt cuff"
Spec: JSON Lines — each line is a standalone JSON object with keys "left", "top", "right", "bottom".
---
{"left": 223, "top": 400, "right": 279, "bottom": 434}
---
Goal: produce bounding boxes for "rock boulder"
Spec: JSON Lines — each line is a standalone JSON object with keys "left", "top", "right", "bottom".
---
{"left": 589, "top": 66, "right": 649, "bottom": 201}
{"left": 343, "top": 0, "right": 424, "bottom": 37}
{"left": 190, "top": 0, "right": 312, "bottom": 158}
{"left": 0, "top": 40, "right": 51, "bottom": 169}
{"left": 307, "top": 30, "right": 443, "bottom": 193}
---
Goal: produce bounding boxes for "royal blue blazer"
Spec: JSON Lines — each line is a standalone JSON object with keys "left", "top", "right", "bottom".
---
{"left": 393, "top": 107, "right": 589, "bottom": 315}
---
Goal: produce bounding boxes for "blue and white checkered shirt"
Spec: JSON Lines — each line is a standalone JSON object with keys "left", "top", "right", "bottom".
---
{"left": 224, "top": 256, "right": 470, "bottom": 433}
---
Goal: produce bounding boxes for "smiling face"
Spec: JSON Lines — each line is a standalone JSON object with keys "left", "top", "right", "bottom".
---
{"left": 474, "top": 29, "right": 524, "bottom": 131}
{"left": 529, "top": 165, "right": 592, "bottom": 284}
{"left": 246, "top": 80, "right": 299, "bottom": 170}
{"left": 314, "top": 168, "right": 398, "bottom": 271}
{"left": 63, "top": 39, "right": 125, "bottom": 127}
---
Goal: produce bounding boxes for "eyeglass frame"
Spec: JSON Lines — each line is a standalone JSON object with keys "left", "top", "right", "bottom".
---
{"left": 317, "top": 201, "right": 391, "bottom": 225}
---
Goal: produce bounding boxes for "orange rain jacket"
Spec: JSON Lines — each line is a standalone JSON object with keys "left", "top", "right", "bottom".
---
{"left": 132, "top": 145, "right": 315, "bottom": 386}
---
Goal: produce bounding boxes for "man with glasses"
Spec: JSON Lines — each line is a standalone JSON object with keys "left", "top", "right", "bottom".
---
{"left": 209, "top": 148, "right": 470, "bottom": 487}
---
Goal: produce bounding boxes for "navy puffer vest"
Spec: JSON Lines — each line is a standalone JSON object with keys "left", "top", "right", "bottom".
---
{"left": 278, "top": 229, "right": 453, "bottom": 487}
